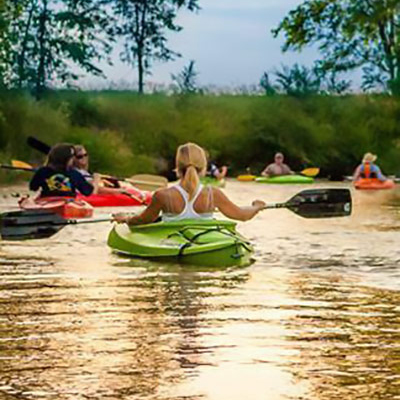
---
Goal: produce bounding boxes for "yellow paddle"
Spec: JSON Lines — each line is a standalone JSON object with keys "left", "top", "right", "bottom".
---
{"left": 11, "top": 160, "right": 35, "bottom": 169}
{"left": 11, "top": 160, "right": 168, "bottom": 191}
{"left": 300, "top": 167, "right": 320, "bottom": 177}
{"left": 237, "top": 175, "right": 256, "bottom": 182}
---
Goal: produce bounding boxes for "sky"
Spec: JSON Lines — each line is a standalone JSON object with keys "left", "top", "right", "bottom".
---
{"left": 81, "top": 0, "right": 320, "bottom": 89}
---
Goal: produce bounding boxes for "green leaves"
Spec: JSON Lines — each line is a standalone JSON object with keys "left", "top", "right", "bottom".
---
{"left": 0, "top": 0, "right": 111, "bottom": 97}
{"left": 112, "top": 0, "right": 199, "bottom": 93}
{"left": 274, "top": 0, "right": 400, "bottom": 93}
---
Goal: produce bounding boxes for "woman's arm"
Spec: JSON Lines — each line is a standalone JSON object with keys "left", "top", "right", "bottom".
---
{"left": 352, "top": 165, "right": 361, "bottom": 181}
{"left": 213, "top": 188, "right": 265, "bottom": 221}
{"left": 113, "top": 191, "right": 162, "bottom": 225}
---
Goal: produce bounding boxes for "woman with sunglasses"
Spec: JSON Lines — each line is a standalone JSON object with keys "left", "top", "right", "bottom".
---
{"left": 73, "top": 145, "right": 145, "bottom": 199}
{"left": 29, "top": 143, "right": 100, "bottom": 197}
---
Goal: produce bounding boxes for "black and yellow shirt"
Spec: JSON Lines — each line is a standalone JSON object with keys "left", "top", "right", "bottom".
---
{"left": 29, "top": 166, "right": 94, "bottom": 197}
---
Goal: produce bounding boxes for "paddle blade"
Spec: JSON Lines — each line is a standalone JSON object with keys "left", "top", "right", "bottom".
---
{"left": 237, "top": 175, "right": 256, "bottom": 182}
{"left": 11, "top": 160, "right": 34, "bottom": 169}
{"left": 301, "top": 167, "right": 320, "bottom": 177}
{"left": 27, "top": 136, "right": 51, "bottom": 154}
{"left": 286, "top": 188, "right": 352, "bottom": 218}
{"left": 127, "top": 174, "right": 168, "bottom": 191}
{"left": 0, "top": 210, "right": 66, "bottom": 240}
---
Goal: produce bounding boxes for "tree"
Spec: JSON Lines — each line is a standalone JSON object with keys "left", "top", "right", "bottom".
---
{"left": 260, "top": 64, "right": 351, "bottom": 96}
{"left": 260, "top": 72, "right": 276, "bottom": 96}
{"left": 112, "top": 0, "right": 199, "bottom": 94}
{"left": 273, "top": 0, "right": 400, "bottom": 93}
{"left": 171, "top": 60, "right": 198, "bottom": 93}
{"left": 8, "top": 0, "right": 111, "bottom": 98}
{"left": 0, "top": 0, "right": 21, "bottom": 87}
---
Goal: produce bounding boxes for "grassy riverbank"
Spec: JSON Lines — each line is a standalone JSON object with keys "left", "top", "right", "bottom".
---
{"left": 1, "top": 91, "right": 399, "bottom": 183}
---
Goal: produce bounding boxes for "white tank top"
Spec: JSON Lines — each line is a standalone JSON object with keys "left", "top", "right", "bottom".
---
{"left": 162, "top": 184, "right": 214, "bottom": 222}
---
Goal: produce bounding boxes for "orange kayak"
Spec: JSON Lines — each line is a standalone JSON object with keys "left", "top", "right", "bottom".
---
{"left": 19, "top": 197, "right": 93, "bottom": 218}
{"left": 354, "top": 178, "right": 395, "bottom": 190}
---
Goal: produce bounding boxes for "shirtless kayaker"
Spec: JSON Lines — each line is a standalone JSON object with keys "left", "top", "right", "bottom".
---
{"left": 261, "top": 152, "right": 294, "bottom": 177}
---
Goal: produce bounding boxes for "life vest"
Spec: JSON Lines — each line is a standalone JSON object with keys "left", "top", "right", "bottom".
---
{"left": 360, "top": 162, "right": 377, "bottom": 179}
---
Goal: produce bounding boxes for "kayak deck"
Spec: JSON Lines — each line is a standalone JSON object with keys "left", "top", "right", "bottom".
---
{"left": 255, "top": 175, "right": 314, "bottom": 184}
{"left": 77, "top": 188, "right": 152, "bottom": 207}
{"left": 108, "top": 219, "right": 253, "bottom": 267}
{"left": 354, "top": 178, "right": 395, "bottom": 190}
{"left": 19, "top": 197, "right": 93, "bottom": 219}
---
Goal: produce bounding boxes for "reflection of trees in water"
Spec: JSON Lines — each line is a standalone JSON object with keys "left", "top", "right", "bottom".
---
{"left": 286, "top": 272, "right": 400, "bottom": 400}
{"left": 138, "top": 264, "right": 250, "bottom": 380}
{"left": 0, "top": 256, "right": 249, "bottom": 399}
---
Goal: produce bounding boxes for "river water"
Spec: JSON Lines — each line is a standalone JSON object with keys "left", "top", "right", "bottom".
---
{"left": 0, "top": 181, "right": 399, "bottom": 400}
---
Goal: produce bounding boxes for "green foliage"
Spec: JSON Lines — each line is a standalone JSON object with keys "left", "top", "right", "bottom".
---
{"left": 273, "top": 0, "right": 400, "bottom": 93}
{"left": 3, "top": 0, "right": 111, "bottom": 98}
{"left": 261, "top": 64, "right": 352, "bottom": 96}
{"left": 1, "top": 91, "right": 400, "bottom": 184}
{"left": 171, "top": 60, "right": 199, "bottom": 94}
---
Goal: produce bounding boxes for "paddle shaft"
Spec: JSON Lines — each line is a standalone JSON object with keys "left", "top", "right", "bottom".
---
{"left": 59, "top": 217, "right": 111, "bottom": 226}
{"left": 27, "top": 136, "right": 167, "bottom": 189}
{"left": 1, "top": 164, "right": 36, "bottom": 172}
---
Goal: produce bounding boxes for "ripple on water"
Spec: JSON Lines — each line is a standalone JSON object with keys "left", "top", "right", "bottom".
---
{"left": 0, "top": 182, "right": 399, "bottom": 399}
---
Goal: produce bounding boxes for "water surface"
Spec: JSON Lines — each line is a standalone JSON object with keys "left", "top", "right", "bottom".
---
{"left": 0, "top": 182, "right": 399, "bottom": 400}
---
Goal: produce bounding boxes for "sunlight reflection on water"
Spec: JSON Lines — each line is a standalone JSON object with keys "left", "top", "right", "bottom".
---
{"left": 0, "top": 181, "right": 399, "bottom": 399}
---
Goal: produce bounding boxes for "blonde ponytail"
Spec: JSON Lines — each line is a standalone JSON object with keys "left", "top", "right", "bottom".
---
{"left": 176, "top": 143, "right": 207, "bottom": 200}
{"left": 181, "top": 165, "right": 200, "bottom": 200}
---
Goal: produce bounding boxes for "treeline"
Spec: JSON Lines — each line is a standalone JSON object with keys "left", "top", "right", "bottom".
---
{"left": 1, "top": 91, "right": 400, "bottom": 183}
{"left": 0, "top": 0, "right": 198, "bottom": 97}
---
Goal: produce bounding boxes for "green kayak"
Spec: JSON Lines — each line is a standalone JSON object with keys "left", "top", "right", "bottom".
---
{"left": 200, "top": 177, "right": 226, "bottom": 187}
{"left": 255, "top": 175, "right": 314, "bottom": 184}
{"left": 107, "top": 219, "right": 253, "bottom": 267}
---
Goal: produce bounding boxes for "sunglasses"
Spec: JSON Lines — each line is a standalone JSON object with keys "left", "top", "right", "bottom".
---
{"left": 76, "top": 153, "right": 88, "bottom": 159}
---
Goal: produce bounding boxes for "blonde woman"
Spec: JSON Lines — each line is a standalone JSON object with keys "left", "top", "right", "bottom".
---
{"left": 113, "top": 143, "right": 265, "bottom": 225}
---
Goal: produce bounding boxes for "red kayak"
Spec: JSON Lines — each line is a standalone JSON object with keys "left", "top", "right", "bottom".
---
{"left": 77, "top": 188, "right": 152, "bottom": 207}
{"left": 354, "top": 178, "right": 395, "bottom": 190}
{"left": 19, "top": 197, "right": 93, "bottom": 218}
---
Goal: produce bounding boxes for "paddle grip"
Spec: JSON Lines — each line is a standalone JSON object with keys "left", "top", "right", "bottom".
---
{"left": 262, "top": 203, "right": 287, "bottom": 210}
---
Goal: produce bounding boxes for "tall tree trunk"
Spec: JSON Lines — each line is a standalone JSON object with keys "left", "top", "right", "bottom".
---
{"left": 18, "top": 0, "right": 36, "bottom": 88}
{"left": 137, "top": 49, "right": 144, "bottom": 93}
{"left": 36, "top": 0, "right": 47, "bottom": 99}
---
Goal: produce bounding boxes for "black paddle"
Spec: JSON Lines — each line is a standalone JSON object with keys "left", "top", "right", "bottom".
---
{"left": 0, "top": 210, "right": 110, "bottom": 240}
{"left": 27, "top": 136, "right": 51, "bottom": 154}
{"left": 0, "top": 189, "right": 352, "bottom": 241}
{"left": 263, "top": 188, "right": 352, "bottom": 218}
{"left": 26, "top": 136, "right": 168, "bottom": 190}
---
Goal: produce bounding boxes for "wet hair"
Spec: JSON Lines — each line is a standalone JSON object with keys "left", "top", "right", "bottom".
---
{"left": 176, "top": 143, "right": 207, "bottom": 199}
{"left": 46, "top": 143, "right": 75, "bottom": 171}
{"left": 275, "top": 152, "right": 284, "bottom": 159}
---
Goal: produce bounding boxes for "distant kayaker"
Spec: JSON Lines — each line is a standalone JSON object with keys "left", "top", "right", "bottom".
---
{"left": 208, "top": 162, "right": 228, "bottom": 181}
{"left": 353, "top": 152, "right": 387, "bottom": 182}
{"left": 113, "top": 142, "right": 266, "bottom": 225}
{"left": 29, "top": 143, "right": 100, "bottom": 197}
{"left": 262, "top": 152, "right": 294, "bottom": 177}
